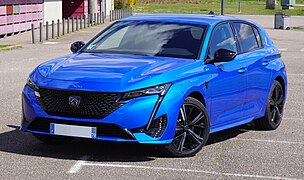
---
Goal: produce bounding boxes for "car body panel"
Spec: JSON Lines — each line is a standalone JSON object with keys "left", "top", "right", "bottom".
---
{"left": 207, "top": 55, "right": 247, "bottom": 126}
{"left": 38, "top": 53, "right": 197, "bottom": 84}
{"left": 21, "top": 14, "right": 287, "bottom": 144}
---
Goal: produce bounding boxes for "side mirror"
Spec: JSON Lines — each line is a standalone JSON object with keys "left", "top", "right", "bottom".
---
{"left": 213, "top": 49, "right": 237, "bottom": 63}
{"left": 70, "top": 41, "right": 85, "bottom": 53}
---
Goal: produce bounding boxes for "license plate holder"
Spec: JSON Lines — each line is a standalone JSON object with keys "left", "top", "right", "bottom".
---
{"left": 50, "top": 123, "right": 97, "bottom": 139}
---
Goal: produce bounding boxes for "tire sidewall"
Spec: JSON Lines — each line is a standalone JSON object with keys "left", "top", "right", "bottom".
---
{"left": 167, "top": 97, "right": 210, "bottom": 157}
{"left": 265, "top": 80, "right": 284, "bottom": 129}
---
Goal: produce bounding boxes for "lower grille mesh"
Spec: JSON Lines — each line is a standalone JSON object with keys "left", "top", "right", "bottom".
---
{"left": 27, "top": 118, "right": 135, "bottom": 140}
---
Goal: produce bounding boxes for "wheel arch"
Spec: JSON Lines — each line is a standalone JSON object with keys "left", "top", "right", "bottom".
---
{"left": 181, "top": 84, "right": 210, "bottom": 112}
{"left": 274, "top": 75, "right": 287, "bottom": 97}
{"left": 188, "top": 91, "right": 206, "bottom": 106}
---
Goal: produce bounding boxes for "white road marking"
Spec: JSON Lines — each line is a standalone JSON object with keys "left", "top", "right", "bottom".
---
{"left": 43, "top": 42, "right": 59, "bottom": 45}
{"left": 233, "top": 138, "right": 304, "bottom": 145}
{"left": 68, "top": 155, "right": 89, "bottom": 174}
{"left": 82, "top": 162, "right": 300, "bottom": 180}
{"left": 288, "top": 88, "right": 304, "bottom": 91}
{"left": 286, "top": 73, "right": 304, "bottom": 76}
{"left": 284, "top": 117, "right": 304, "bottom": 121}
{"left": 278, "top": 48, "right": 287, "bottom": 52}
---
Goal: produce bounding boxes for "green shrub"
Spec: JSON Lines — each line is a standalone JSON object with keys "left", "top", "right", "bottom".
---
{"left": 127, "top": 0, "right": 138, "bottom": 7}
{"left": 115, "top": 0, "right": 137, "bottom": 9}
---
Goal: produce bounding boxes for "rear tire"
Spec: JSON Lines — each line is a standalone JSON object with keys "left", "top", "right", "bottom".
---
{"left": 164, "top": 97, "right": 210, "bottom": 157}
{"left": 254, "top": 80, "right": 285, "bottom": 130}
{"left": 33, "top": 134, "right": 74, "bottom": 144}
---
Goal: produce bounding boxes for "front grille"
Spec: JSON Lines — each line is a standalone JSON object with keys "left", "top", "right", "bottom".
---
{"left": 36, "top": 88, "right": 124, "bottom": 118}
{"left": 27, "top": 118, "right": 135, "bottom": 140}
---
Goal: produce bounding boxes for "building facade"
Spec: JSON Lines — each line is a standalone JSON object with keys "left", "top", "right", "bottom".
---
{"left": 0, "top": 0, "right": 114, "bottom": 37}
{"left": 44, "top": 0, "right": 62, "bottom": 24}
{"left": 0, "top": 0, "right": 43, "bottom": 37}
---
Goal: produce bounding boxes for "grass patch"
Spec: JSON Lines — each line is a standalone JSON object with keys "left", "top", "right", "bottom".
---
{"left": 0, "top": 45, "right": 11, "bottom": 48}
{"left": 134, "top": 0, "right": 304, "bottom": 15}
{"left": 292, "top": 26, "right": 304, "bottom": 30}
{"left": 0, "top": 44, "right": 22, "bottom": 51}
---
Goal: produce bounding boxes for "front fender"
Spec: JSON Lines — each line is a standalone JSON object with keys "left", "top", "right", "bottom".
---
{"left": 154, "top": 73, "right": 214, "bottom": 141}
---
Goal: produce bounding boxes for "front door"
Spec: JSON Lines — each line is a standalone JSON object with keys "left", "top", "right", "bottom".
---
{"left": 206, "top": 23, "right": 247, "bottom": 128}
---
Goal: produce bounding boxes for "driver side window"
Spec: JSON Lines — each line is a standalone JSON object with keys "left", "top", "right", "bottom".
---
{"left": 208, "top": 23, "right": 237, "bottom": 60}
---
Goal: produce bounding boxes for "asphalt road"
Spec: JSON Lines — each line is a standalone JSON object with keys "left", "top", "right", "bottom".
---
{"left": 0, "top": 16, "right": 304, "bottom": 180}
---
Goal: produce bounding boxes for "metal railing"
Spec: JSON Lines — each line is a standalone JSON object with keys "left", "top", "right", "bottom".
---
{"left": 31, "top": 12, "right": 106, "bottom": 44}
{"left": 31, "top": 8, "right": 133, "bottom": 44}
{"left": 110, "top": 8, "right": 133, "bottom": 22}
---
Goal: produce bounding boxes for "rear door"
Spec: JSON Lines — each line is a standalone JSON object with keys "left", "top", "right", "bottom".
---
{"left": 231, "top": 22, "right": 272, "bottom": 117}
{"left": 207, "top": 23, "right": 247, "bottom": 128}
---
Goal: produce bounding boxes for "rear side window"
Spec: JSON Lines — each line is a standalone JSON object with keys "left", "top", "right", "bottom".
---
{"left": 253, "top": 26, "right": 263, "bottom": 48}
{"left": 233, "top": 23, "right": 258, "bottom": 53}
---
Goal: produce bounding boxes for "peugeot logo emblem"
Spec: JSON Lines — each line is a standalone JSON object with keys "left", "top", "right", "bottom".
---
{"left": 69, "top": 95, "right": 81, "bottom": 109}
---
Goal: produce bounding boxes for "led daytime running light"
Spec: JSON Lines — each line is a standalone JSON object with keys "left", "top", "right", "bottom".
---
{"left": 26, "top": 77, "right": 39, "bottom": 91}
{"left": 122, "top": 83, "right": 171, "bottom": 100}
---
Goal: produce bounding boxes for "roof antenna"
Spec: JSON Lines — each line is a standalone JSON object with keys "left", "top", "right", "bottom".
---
{"left": 209, "top": 11, "right": 215, "bottom": 15}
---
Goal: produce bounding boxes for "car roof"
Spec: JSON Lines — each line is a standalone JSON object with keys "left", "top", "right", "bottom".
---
{"left": 120, "top": 14, "right": 246, "bottom": 26}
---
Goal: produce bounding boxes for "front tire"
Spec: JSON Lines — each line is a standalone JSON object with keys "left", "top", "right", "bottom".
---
{"left": 164, "top": 97, "right": 210, "bottom": 157}
{"left": 254, "top": 80, "right": 285, "bottom": 130}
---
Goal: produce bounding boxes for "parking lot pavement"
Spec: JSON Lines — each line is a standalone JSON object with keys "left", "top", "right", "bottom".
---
{"left": 0, "top": 15, "right": 304, "bottom": 180}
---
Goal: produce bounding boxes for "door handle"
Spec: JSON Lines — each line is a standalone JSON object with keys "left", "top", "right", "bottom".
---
{"left": 238, "top": 68, "right": 246, "bottom": 74}
{"left": 262, "top": 61, "right": 269, "bottom": 66}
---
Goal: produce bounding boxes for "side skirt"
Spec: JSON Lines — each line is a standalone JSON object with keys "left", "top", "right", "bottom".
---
{"left": 210, "top": 117, "right": 254, "bottom": 134}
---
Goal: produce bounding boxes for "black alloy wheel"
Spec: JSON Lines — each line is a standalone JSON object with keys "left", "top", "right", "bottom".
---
{"left": 254, "top": 80, "right": 285, "bottom": 130}
{"left": 165, "top": 97, "right": 210, "bottom": 157}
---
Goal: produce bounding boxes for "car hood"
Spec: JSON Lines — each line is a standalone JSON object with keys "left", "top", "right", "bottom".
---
{"left": 38, "top": 53, "right": 196, "bottom": 84}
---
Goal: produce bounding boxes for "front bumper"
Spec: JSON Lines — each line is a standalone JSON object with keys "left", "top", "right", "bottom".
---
{"left": 20, "top": 84, "right": 182, "bottom": 144}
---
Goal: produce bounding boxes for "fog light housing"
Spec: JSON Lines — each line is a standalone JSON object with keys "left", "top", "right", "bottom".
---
{"left": 145, "top": 114, "right": 167, "bottom": 138}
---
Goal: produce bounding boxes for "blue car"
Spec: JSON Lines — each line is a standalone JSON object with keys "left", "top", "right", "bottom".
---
{"left": 21, "top": 14, "right": 287, "bottom": 157}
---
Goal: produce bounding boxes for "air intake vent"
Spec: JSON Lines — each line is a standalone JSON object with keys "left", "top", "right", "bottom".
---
{"left": 145, "top": 114, "right": 168, "bottom": 138}
{"left": 27, "top": 118, "right": 135, "bottom": 140}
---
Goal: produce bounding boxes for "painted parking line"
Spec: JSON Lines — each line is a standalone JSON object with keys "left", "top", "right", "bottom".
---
{"left": 232, "top": 138, "right": 304, "bottom": 145}
{"left": 284, "top": 117, "right": 304, "bottom": 121}
{"left": 286, "top": 73, "right": 304, "bottom": 76}
{"left": 278, "top": 48, "right": 304, "bottom": 52}
{"left": 288, "top": 88, "right": 304, "bottom": 91}
{"left": 68, "top": 155, "right": 89, "bottom": 173}
{"left": 285, "top": 101, "right": 304, "bottom": 104}
{"left": 278, "top": 48, "right": 288, "bottom": 52}
{"left": 70, "top": 161, "right": 301, "bottom": 180}
{"left": 286, "top": 73, "right": 304, "bottom": 75}
{"left": 43, "top": 42, "right": 59, "bottom": 45}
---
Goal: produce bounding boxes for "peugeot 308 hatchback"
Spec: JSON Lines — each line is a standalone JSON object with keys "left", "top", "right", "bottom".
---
{"left": 21, "top": 14, "right": 287, "bottom": 157}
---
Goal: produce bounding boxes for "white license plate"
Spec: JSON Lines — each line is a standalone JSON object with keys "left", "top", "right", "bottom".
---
{"left": 50, "top": 123, "right": 97, "bottom": 139}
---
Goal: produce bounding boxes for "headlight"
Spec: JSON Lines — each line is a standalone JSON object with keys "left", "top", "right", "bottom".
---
{"left": 121, "top": 83, "right": 171, "bottom": 100}
{"left": 26, "top": 77, "right": 39, "bottom": 91}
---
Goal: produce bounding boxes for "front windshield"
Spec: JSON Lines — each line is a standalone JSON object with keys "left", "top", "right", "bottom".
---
{"left": 82, "top": 21, "right": 206, "bottom": 59}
